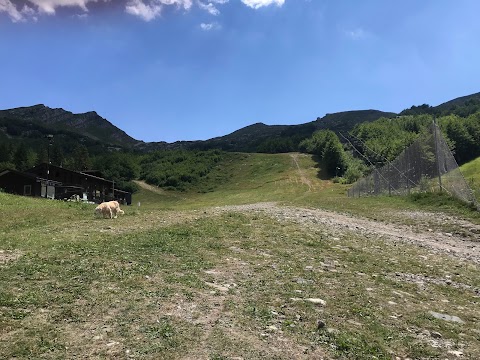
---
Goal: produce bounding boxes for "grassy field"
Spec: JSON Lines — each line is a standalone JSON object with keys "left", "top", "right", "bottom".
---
{"left": 1, "top": 153, "right": 479, "bottom": 359}
{"left": 460, "top": 157, "right": 480, "bottom": 202}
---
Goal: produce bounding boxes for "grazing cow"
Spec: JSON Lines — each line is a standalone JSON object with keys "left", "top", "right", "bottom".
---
{"left": 94, "top": 200, "right": 125, "bottom": 219}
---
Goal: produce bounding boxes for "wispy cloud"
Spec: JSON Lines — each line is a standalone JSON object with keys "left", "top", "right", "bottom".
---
{"left": 125, "top": 0, "right": 195, "bottom": 21}
{"left": 241, "top": 0, "right": 284, "bottom": 9}
{"left": 27, "top": 0, "right": 100, "bottom": 14}
{"left": 200, "top": 21, "right": 219, "bottom": 31}
{"left": 0, "top": 0, "right": 285, "bottom": 23}
{"left": 345, "top": 27, "right": 369, "bottom": 40}
{"left": 198, "top": 1, "right": 220, "bottom": 16}
{"left": 125, "top": 0, "right": 162, "bottom": 21}
{"left": 0, "top": 0, "right": 35, "bottom": 22}
{"left": 0, "top": 0, "right": 105, "bottom": 21}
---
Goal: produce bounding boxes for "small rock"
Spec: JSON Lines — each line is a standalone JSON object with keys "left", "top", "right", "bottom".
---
{"left": 431, "top": 331, "right": 442, "bottom": 339}
{"left": 266, "top": 325, "right": 278, "bottom": 332}
{"left": 429, "top": 311, "right": 465, "bottom": 324}
{"left": 448, "top": 350, "right": 464, "bottom": 357}
{"left": 306, "top": 298, "right": 326, "bottom": 306}
{"left": 316, "top": 320, "right": 326, "bottom": 329}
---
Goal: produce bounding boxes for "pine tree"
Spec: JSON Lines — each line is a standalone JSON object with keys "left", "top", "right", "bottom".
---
{"left": 73, "top": 144, "right": 91, "bottom": 171}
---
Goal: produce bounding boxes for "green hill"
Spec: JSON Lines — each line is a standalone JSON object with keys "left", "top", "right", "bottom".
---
{"left": 461, "top": 156, "right": 480, "bottom": 201}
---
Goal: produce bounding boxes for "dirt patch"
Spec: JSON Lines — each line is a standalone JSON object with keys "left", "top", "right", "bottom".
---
{"left": 0, "top": 249, "right": 22, "bottom": 264}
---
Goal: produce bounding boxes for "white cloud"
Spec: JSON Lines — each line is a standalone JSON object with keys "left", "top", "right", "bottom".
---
{"left": 1, "top": 0, "right": 285, "bottom": 23}
{"left": 200, "top": 21, "right": 219, "bottom": 30}
{"left": 241, "top": 0, "right": 284, "bottom": 9}
{"left": 27, "top": 0, "right": 103, "bottom": 14}
{"left": 0, "top": 0, "right": 25, "bottom": 22}
{"left": 1, "top": 0, "right": 110, "bottom": 22}
{"left": 125, "top": 0, "right": 162, "bottom": 21}
{"left": 0, "top": 1, "right": 41, "bottom": 22}
{"left": 198, "top": 1, "right": 219, "bottom": 16}
{"left": 125, "top": 0, "right": 194, "bottom": 21}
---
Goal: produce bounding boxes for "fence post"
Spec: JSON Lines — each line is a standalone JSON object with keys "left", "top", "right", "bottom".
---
{"left": 433, "top": 119, "right": 443, "bottom": 192}
{"left": 405, "top": 149, "right": 410, "bottom": 195}
{"left": 388, "top": 162, "right": 391, "bottom": 196}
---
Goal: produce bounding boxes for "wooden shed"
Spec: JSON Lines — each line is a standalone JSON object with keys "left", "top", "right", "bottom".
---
{"left": 0, "top": 169, "right": 60, "bottom": 198}
{"left": 26, "top": 163, "right": 132, "bottom": 204}
{"left": 27, "top": 164, "right": 113, "bottom": 202}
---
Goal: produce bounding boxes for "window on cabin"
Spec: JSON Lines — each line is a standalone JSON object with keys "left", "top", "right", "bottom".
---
{"left": 24, "top": 185, "right": 32, "bottom": 196}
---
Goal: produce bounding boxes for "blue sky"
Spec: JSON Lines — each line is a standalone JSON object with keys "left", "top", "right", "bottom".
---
{"left": 1, "top": 0, "right": 480, "bottom": 142}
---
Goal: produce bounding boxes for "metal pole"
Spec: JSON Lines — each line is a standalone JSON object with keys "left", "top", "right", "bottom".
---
{"left": 433, "top": 118, "right": 443, "bottom": 192}
{"left": 388, "top": 162, "right": 391, "bottom": 196}
{"left": 45, "top": 134, "right": 53, "bottom": 198}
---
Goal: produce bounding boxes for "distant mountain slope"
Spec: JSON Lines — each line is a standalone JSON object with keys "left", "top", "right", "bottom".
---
{"left": 2, "top": 90, "right": 478, "bottom": 154}
{"left": 0, "top": 104, "right": 396, "bottom": 153}
{"left": 0, "top": 104, "right": 138, "bottom": 146}
{"left": 188, "top": 110, "right": 396, "bottom": 152}
{"left": 315, "top": 110, "right": 397, "bottom": 133}
{"left": 194, "top": 123, "right": 292, "bottom": 152}
{"left": 434, "top": 92, "right": 480, "bottom": 111}
{"left": 400, "top": 92, "right": 480, "bottom": 117}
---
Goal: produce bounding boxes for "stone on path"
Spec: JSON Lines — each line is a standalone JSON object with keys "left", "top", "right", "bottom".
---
{"left": 429, "top": 311, "right": 465, "bottom": 324}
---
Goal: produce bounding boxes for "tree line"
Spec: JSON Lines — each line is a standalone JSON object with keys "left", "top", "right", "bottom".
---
{"left": 298, "top": 111, "right": 480, "bottom": 183}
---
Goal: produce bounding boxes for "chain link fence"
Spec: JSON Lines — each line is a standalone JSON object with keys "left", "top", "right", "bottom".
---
{"left": 347, "top": 122, "right": 478, "bottom": 207}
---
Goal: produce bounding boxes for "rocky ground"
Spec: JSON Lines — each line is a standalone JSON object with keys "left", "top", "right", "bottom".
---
{"left": 213, "top": 202, "right": 480, "bottom": 264}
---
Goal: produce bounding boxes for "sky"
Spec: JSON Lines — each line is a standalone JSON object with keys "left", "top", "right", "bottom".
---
{"left": 1, "top": 0, "right": 480, "bottom": 143}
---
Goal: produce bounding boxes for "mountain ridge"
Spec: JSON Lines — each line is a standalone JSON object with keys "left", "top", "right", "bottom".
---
{"left": 1, "top": 90, "right": 479, "bottom": 152}
{"left": 0, "top": 104, "right": 138, "bottom": 146}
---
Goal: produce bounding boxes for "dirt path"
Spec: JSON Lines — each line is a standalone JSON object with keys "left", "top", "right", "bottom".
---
{"left": 133, "top": 180, "right": 165, "bottom": 194}
{"left": 290, "top": 154, "right": 313, "bottom": 191}
{"left": 213, "top": 203, "right": 480, "bottom": 264}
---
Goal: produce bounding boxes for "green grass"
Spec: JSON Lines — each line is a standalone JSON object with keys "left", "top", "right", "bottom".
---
{"left": 461, "top": 156, "right": 480, "bottom": 201}
{"left": 134, "top": 152, "right": 479, "bottom": 222}
{"left": 1, "top": 152, "right": 480, "bottom": 359}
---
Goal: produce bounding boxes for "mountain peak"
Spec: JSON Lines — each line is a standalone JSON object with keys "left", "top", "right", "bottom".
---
{"left": 0, "top": 104, "right": 138, "bottom": 146}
